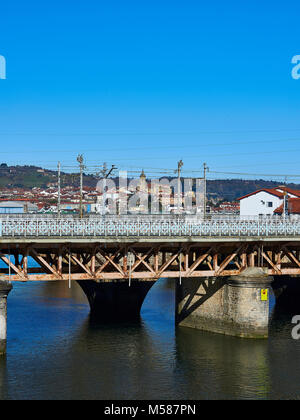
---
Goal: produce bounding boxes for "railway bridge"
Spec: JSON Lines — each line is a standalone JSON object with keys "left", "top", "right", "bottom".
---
{"left": 1, "top": 216, "right": 300, "bottom": 353}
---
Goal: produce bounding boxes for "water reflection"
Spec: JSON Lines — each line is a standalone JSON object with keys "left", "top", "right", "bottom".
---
{"left": 0, "top": 357, "right": 8, "bottom": 400}
{"left": 175, "top": 328, "right": 270, "bottom": 399}
{"left": 0, "top": 278, "right": 300, "bottom": 399}
{"left": 65, "top": 318, "right": 176, "bottom": 400}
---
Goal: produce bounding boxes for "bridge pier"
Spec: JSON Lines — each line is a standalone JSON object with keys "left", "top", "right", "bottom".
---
{"left": 0, "top": 280, "right": 13, "bottom": 356}
{"left": 176, "top": 268, "right": 273, "bottom": 338}
{"left": 77, "top": 280, "right": 155, "bottom": 321}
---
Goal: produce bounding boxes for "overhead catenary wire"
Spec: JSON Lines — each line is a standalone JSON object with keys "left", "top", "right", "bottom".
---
{"left": 1, "top": 127, "right": 300, "bottom": 136}
{"left": 2, "top": 163, "right": 300, "bottom": 181}
{"left": 1, "top": 135, "right": 300, "bottom": 155}
{"left": 2, "top": 153, "right": 300, "bottom": 184}
{"left": 208, "top": 170, "right": 300, "bottom": 178}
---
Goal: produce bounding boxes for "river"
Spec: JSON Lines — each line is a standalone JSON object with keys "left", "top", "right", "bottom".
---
{"left": 0, "top": 278, "right": 300, "bottom": 400}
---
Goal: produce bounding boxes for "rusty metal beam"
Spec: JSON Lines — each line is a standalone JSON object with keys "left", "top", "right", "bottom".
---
{"left": 3, "top": 241, "right": 300, "bottom": 282}
{"left": 0, "top": 253, "right": 26, "bottom": 281}
{"left": 216, "top": 245, "right": 244, "bottom": 275}
{"left": 30, "top": 248, "right": 62, "bottom": 279}
{"left": 261, "top": 250, "right": 282, "bottom": 274}
{"left": 186, "top": 247, "right": 214, "bottom": 276}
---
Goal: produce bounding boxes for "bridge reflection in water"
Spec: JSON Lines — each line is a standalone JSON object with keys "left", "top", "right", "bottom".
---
{"left": 1, "top": 279, "right": 300, "bottom": 399}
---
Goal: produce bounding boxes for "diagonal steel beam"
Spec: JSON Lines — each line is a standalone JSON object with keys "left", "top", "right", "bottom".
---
{"left": 282, "top": 246, "right": 300, "bottom": 268}
{"left": 70, "top": 254, "right": 93, "bottom": 277}
{"left": 30, "top": 248, "right": 62, "bottom": 279}
{"left": 97, "top": 247, "right": 125, "bottom": 276}
{"left": 129, "top": 247, "right": 155, "bottom": 274}
{"left": 186, "top": 247, "right": 214, "bottom": 277}
{"left": 157, "top": 248, "right": 182, "bottom": 277}
{"left": 0, "top": 253, "right": 26, "bottom": 281}
{"left": 261, "top": 250, "right": 282, "bottom": 274}
{"left": 216, "top": 245, "right": 244, "bottom": 276}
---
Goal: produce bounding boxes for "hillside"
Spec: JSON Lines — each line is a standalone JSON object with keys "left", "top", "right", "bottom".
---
{"left": 0, "top": 164, "right": 96, "bottom": 189}
{"left": 206, "top": 179, "right": 297, "bottom": 201}
{"left": 0, "top": 164, "right": 298, "bottom": 201}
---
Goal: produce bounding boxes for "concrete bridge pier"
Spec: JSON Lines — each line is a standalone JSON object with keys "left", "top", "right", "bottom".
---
{"left": 77, "top": 280, "right": 155, "bottom": 322}
{"left": 176, "top": 268, "right": 273, "bottom": 338}
{"left": 225, "top": 268, "right": 274, "bottom": 338}
{"left": 0, "top": 280, "right": 13, "bottom": 356}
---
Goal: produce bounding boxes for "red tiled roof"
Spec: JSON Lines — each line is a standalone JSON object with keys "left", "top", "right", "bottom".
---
{"left": 275, "top": 186, "right": 300, "bottom": 197}
{"left": 237, "top": 188, "right": 284, "bottom": 201}
{"left": 274, "top": 198, "right": 300, "bottom": 214}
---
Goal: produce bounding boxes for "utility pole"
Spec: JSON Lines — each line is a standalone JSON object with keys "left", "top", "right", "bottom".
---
{"left": 177, "top": 160, "right": 183, "bottom": 213}
{"left": 97, "top": 163, "right": 117, "bottom": 214}
{"left": 203, "top": 162, "right": 208, "bottom": 219}
{"left": 57, "top": 161, "right": 61, "bottom": 218}
{"left": 283, "top": 190, "right": 288, "bottom": 219}
{"left": 103, "top": 164, "right": 117, "bottom": 214}
{"left": 106, "top": 164, "right": 117, "bottom": 179}
{"left": 77, "top": 154, "right": 84, "bottom": 218}
{"left": 284, "top": 177, "right": 288, "bottom": 219}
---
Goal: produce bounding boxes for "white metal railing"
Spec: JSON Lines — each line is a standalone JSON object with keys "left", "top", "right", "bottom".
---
{"left": 0, "top": 217, "right": 300, "bottom": 238}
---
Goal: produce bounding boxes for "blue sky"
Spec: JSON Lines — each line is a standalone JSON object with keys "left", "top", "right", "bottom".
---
{"left": 0, "top": 0, "right": 300, "bottom": 181}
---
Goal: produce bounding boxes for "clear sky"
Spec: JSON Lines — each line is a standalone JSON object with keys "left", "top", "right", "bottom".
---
{"left": 0, "top": 0, "right": 300, "bottom": 181}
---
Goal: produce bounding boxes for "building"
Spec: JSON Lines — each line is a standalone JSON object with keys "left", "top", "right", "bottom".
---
{"left": 274, "top": 198, "right": 300, "bottom": 218}
{"left": 210, "top": 201, "right": 240, "bottom": 215}
{"left": 238, "top": 186, "right": 300, "bottom": 217}
{"left": 0, "top": 200, "right": 38, "bottom": 214}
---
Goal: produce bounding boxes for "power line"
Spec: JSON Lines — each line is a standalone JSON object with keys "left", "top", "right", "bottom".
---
{"left": 3, "top": 157, "right": 300, "bottom": 182}
{"left": 209, "top": 170, "right": 300, "bottom": 178}
{"left": 2, "top": 163, "right": 300, "bottom": 180}
{"left": 1, "top": 136, "right": 300, "bottom": 155}
{"left": 1, "top": 127, "right": 300, "bottom": 136}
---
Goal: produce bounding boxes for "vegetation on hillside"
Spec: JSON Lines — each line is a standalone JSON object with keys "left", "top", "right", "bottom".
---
{"left": 0, "top": 164, "right": 298, "bottom": 201}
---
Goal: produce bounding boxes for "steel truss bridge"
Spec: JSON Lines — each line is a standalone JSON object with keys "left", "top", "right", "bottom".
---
{"left": 1, "top": 217, "right": 300, "bottom": 282}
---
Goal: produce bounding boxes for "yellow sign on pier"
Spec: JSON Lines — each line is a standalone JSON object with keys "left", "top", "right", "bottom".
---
{"left": 261, "top": 289, "right": 268, "bottom": 301}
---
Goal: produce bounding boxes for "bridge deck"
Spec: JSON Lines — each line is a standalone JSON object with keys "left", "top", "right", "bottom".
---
{"left": 1, "top": 217, "right": 300, "bottom": 281}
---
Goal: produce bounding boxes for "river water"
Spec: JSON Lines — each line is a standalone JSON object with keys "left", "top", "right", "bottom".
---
{"left": 0, "top": 278, "right": 300, "bottom": 400}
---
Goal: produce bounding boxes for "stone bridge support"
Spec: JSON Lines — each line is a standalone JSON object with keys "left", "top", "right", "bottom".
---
{"left": 176, "top": 268, "right": 273, "bottom": 338}
{"left": 0, "top": 280, "right": 13, "bottom": 356}
{"left": 77, "top": 279, "right": 155, "bottom": 321}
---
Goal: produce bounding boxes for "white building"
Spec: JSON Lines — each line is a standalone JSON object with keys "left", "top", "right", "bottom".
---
{"left": 0, "top": 201, "right": 38, "bottom": 214}
{"left": 238, "top": 186, "right": 300, "bottom": 217}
